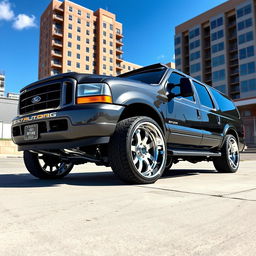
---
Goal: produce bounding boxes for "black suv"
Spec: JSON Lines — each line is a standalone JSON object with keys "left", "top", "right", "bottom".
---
{"left": 12, "top": 64, "right": 245, "bottom": 184}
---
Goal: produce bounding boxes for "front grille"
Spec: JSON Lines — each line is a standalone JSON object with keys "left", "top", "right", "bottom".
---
{"left": 19, "top": 83, "right": 61, "bottom": 115}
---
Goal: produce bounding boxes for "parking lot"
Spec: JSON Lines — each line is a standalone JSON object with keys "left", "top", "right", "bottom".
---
{"left": 0, "top": 155, "right": 256, "bottom": 256}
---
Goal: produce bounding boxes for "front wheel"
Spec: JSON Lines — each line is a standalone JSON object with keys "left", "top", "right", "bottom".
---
{"left": 109, "top": 116, "right": 167, "bottom": 184}
{"left": 24, "top": 151, "right": 74, "bottom": 179}
{"left": 213, "top": 135, "right": 240, "bottom": 173}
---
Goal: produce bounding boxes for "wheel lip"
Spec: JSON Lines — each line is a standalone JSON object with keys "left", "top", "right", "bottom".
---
{"left": 227, "top": 137, "right": 240, "bottom": 170}
{"left": 128, "top": 120, "right": 166, "bottom": 179}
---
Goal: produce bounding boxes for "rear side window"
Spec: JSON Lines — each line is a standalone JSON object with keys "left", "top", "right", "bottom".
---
{"left": 209, "top": 88, "right": 239, "bottom": 117}
{"left": 193, "top": 81, "right": 214, "bottom": 108}
{"left": 167, "top": 72, "right": 194, "bottom": 102}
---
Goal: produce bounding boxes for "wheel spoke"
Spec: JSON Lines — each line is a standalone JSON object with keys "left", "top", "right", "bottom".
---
{"left": 137, "top": 159, "right": 143, "bottom": 173}
{"left": 146, "top": 142, "right": 154, "bottom": 150}
{"left": 133, "top": 156, "right": 139, "bottom": 165}
{"left": 131, "top": 145, "right": 136, "bottom": 152}
{"left": 135, "top": 130, "right": 142, "bottom": 144}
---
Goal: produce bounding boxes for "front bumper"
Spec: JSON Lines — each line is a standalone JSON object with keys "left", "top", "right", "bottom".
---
{"left": 12, "top": 103, "right": 124, "bottom": 151}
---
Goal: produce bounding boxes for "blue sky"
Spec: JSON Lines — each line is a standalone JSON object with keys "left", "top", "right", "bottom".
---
{"left": 0, "top": 0, "right": 226, "bottom": 93}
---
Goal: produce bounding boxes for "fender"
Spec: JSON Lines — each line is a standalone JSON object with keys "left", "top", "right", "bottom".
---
{"left": 220, "top": 124, "right": 239, "bottom": 148}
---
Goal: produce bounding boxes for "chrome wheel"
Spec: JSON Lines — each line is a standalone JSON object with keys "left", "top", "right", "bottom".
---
{"left": 227, "top": 137, "right": 239, "bottom": 169}
{"left": 38, "top": 154, "right": 73, "bottom": 176}
{"left": 130, "top": 122, "right": 166, "bottom": 178}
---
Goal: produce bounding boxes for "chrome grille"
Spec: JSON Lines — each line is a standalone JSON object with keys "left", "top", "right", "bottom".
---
{"left": 19, "top": 83, "right": 61, "bottom": 115}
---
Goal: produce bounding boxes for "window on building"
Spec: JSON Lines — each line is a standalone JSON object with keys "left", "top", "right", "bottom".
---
{"left": 237, "top": 4, "right": 251, "bottom": 18}
{"left": 68, "top": 33, "right": 72, "bottom": 38}
{"left": 103, "top": 48, "right": 106, "bottom": 53}
{"left": 76, "top": 62, "right": 80, "bottom": 68}
{"left": 189, "top": 28, "right": 200, "bottom": 39}
{"left": 68, "top": 24, "right": 72, "bottom": 30}
{"left": 77, "top": 53, "right": 80, "bottom": 59}
{"left": 190, "top": 51, "right": 200, "bottom": 61}
{"left": 86, "top": 47, "right": 89, "bottom": 53}
{"left": 175, "top": 36, "right": 181, "bottom": 45}
{"left": 212, "top": 55, "right": 225, "bottom": 67}
{"left": 211, "top": 29, "right": 224, "bottom": 41}
{"left": 86, "top": 30, "right": 90, "bottom": 35}
{"left": 110, "top": 24, "right": 113, "bottom": 30}
{"left": 77, "top": 27, "right": 81, "bottom": 33}
{"left": 238, "top": 31, "right": 253, "bottom": 44}
{"left": 86, "top": 21, "right": 90, "bottom": 27}
{"left": 103, "top": 56, "right": 106, "bottom": 61}
{"left": 240, "top": 62, "right": 255, "bottom": 75}
{"left": 78, "top": 9, "right": 81, "bottom": 15}
{"left": 68, "top": 42, "right": 72, "bottom": 47}
{"left": 190, "top": 63, "right": 201, "bottom": 73}
{"left": 189, "top": 40, "right": 200, "bottom": 50}
{"left": 103, "top": 22, "right": 107, "bottom": 28}
{"left": 110, "top": 66, "right": 113, "bottom": 71}
{"left": 238, "top": 18, "right": 252, "bottom": 31}
{"left": 175, "top": 58, "right": 181, "bottom": 66}
{"left": 211, "top": 17, "right": 223, "bottom": 29}
{"left": 69, "top": 15, "right": 72, "bottom": 21}
{"left": 87, "top": 13, "right": 90, "bottom": 18}
{"left": 175, "top": 48, "right": 181, "bottom": 56}
{"left": 110, "top": 49, "right": 113, "bottom": 54}
{"left": 77, "top": 44, "right": 80, "bottom": 50}
{"left": 110, "top": 33, "right": 113, "bottom": 39}
{"left": 241, "top": 78, "right": 256, "bottom": 92}
{"left": 103, "top": 39, "right": 106, "bottom": 44}
{"left": 77, "top": 18, "right": 81, "bottom": 24}
{"left": 103, "top": 31, "right": 106, "bottom": 36}
{"left": 212, "top": 69, "right": 225, "bottom": 82}
{"left": 110, "top": 58, "right": 113, "bottom": 63}
{"left": 86, "top": 38, "right": 89, "bottom": 44}
{"left": 77, "top": 35, "right": 81, "bottom": 41}
{"left": 212, "top": 42, "right": 224, "bottom": 53}
{"left": 110, "top": 41, "right": 113, "bottom": 47}
{"left": 69, "top": 6, "right": 73, "bottom": 12}
{"left": 86, "top": 56, "right": 89, "bottom": 61}
{"left": 103, "top": 64, "right": 106, "bottom": 70}
{"left": 67, "top": 60, "right": 71, "bottom": 66}
{"left": 239, "top": 46, "right": 254, "bottom": 59}
{"left": 68, "top": 51, "right": 72, "bottom": 57}
{"left": 86, "top": 65, "right": 89, "bottom": 70}
{"left": 214, "top": 85, "right": 226, "bottom": 94}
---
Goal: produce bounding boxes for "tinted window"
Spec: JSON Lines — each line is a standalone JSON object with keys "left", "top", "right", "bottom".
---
{"left": 167, "top": 72, "right": 194, "bottom": 102}
{"left": 209, "top": 88, "right": 239, "bottom": 117}
{"left": 193, "top": 81, "right": 214, "bottom": 108}
{"left": 120, "top": 69, "right": 166, "bottom": 84}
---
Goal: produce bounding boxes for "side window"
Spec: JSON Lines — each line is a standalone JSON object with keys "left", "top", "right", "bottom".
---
{"left": 193, "top": 81, "right": 214, "bottom": 108}
{"left": 167, "top": 72, "right": 194, "bottom": 102}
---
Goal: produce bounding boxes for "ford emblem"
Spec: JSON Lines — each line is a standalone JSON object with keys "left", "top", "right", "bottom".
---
{"left": 31, "top": 96, "right": 41, "bottom": 104}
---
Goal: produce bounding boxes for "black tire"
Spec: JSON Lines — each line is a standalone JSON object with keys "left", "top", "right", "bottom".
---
{"left": 24, "top": 151, "right": 73, "bottom": 179}
{"left": 162, "top": 155, "right": 173, "bottom": 176}
{"left": 109, "top": 116, "right": 167, "bottom": 184}
{"left": 213, "top": 135, "right": 240, "bottom": 173}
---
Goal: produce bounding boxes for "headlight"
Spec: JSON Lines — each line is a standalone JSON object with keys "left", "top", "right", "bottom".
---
{"left": 76, "top": 83, "right": 112, "bottom": 104}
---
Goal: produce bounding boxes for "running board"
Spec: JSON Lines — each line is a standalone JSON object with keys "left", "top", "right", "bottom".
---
{"left": 168, "top": 148, "right": 221, "bottom": 157}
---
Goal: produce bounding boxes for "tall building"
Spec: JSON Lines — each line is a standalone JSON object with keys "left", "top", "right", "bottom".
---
{"left": 39, "top": 0, "right": 141, "bottom": 79}
{"left": 0, "top": 73, "right": 5, "bottom": 97}
{"left": 175, "top": 0, "right": 256, "bottom": 146}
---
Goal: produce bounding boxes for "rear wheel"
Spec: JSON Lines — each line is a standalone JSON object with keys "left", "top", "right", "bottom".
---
{"left": 213, "top": 135, "right": 240, "bottom": 173}
{"left": 24, "top": 151, "right": 74, "bottom": 179}
{"left": 109, "top": 116, "right": 167, "bottom": 184}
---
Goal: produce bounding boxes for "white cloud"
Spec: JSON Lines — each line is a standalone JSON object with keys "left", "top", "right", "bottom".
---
{"left": 13, "top": 14, "right": 36, "bottom": 30}
{"left": 0, "top": 0, "right": 14, "bottom": 20}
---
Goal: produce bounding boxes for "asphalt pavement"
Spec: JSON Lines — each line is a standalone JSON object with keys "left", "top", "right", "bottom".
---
{"left": 0, "top": 156, "right": 256, "bottom": 256}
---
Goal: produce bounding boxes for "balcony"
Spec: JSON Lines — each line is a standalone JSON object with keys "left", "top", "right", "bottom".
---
{"left": 55, "top": 6, "right": 64, "bottom": 12}
{"left": 51, "top": 59, "right": 62, "bottom": 68}
{"left": 52, "top": 39, "right": 63, "bottom": 47}
{"left": 230, "top": 68, "right": 239, "bottom": 76}
{"left": 230, "top": 85, "right": 240, "bottom": 93}
{"left": 116, "top": 47, "right": 123, "bottom": 54}
{"left": 116, "top": 63, "right": 123, "bottom": 70}
{"left": 116, "top": 30, "right": 123, "bottom": 38}
{"left": 53, "top": 28, "right": 63, "bottom": 37}
{"left": 52, "top": 50, "right": 62, "bottom": 57}
{"left": 230, "top": 77, "right": 239, "bottom": 84}
{"left": 53, "top": 13, "right": 63, "bottom": 21}
{"left": 116, "top": 39, "right": 123, "bottom": 46}
{"left": 116, "top": 55, "right": 123, "bottom": 62}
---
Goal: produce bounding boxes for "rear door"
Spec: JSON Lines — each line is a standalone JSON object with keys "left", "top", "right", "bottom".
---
{"left": 192, "top": 80, "right": 223, "bottom": 148}
{"left": 166, "top": 71, "right": 202, "bottom": 147}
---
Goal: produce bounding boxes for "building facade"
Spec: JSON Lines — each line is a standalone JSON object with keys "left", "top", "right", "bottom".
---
{"left": 175, "top": 0, "right": 256, "bottom": 146}
{"left": 0, "top": 73, "right": 5, "bottom": 97}
{"left": 39, "top": 0, "right": 140, "bottom": 79}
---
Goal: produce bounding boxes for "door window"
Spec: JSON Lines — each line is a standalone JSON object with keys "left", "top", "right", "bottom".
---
{"left": 193, "top": 81, "right": 214, "bottom": 109}
{"left": 167, "top": 72, "right": 194, "bottom": 102}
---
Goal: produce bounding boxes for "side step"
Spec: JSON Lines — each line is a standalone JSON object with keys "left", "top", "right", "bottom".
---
{"left": 168, "top": 148, "right": 221, "bottom": 157}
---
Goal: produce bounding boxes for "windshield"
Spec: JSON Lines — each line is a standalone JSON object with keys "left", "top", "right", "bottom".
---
{"left": 119, "top": 68, "right": 166, "bottom": 84}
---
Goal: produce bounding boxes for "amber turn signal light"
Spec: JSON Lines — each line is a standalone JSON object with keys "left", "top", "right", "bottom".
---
{"left": 77, "top": 95, "right": 112, "bottom": 104}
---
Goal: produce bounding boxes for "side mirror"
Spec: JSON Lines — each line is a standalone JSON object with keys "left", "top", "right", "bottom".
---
{"left": 180, "top": 78, "right": 194, "bottom": 97}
